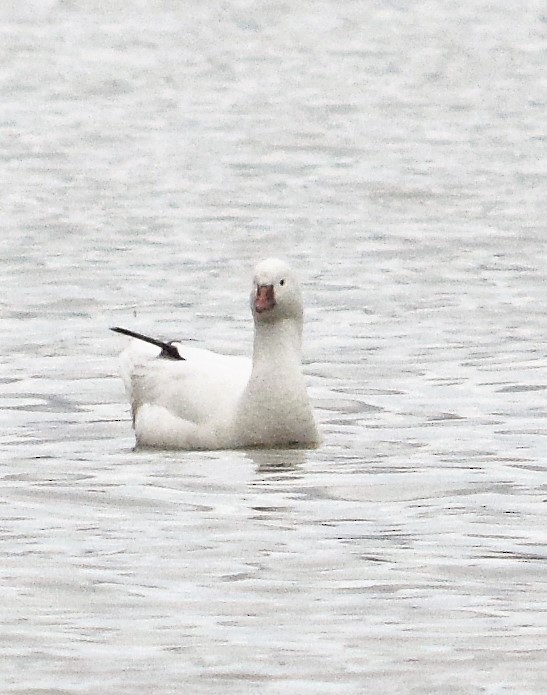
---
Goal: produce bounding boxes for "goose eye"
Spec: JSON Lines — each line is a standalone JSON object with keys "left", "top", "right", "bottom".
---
{"left": 279, "top": 278, "right": 285, "bottom": 286}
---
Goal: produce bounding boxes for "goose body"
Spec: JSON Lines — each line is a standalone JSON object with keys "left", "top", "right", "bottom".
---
{"left": 112, "top": 258, "right": 319, "bottom": 450}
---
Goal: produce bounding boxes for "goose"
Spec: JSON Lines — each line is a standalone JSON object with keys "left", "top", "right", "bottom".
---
{"left": 111, "top": 258, "right": 320, "bottom": 450}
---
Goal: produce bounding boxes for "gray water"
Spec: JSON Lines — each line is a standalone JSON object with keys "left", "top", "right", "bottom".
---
{"left": 1, "top": 1, "right": 546, "bottom": 693}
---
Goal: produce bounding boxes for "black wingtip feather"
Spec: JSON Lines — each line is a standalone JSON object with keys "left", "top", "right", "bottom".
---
{"left": 110, "top": 326, "right": 184, "bottom": 361}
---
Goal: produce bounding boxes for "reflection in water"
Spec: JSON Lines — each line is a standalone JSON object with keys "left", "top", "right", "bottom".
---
{"left": 246, "top": 447, "right": 308, "bottom": 476}
{"left": 245, "top": 448, "right": 308, "bottom": 520}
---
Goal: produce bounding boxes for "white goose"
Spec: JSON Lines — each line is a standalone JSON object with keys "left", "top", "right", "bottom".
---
{"left": 112, "top": 258, "right": 320, "bottom": 450}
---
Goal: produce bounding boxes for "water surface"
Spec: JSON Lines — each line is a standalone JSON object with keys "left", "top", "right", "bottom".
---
{"left": 1, "top": 1, "right": 546, "bottom": 693}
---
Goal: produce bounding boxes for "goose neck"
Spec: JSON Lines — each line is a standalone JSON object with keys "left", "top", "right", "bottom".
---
{"left": 252, "top": 317, "right": 302, "bottom": 364}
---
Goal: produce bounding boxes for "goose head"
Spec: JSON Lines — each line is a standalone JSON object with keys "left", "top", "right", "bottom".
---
{"left": 250, "top": 258, "right": 303, "bottom": 325}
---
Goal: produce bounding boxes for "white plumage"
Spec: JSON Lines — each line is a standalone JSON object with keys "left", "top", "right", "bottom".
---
{"left": 113, "top": 258, "right": 320, "bottom": 450}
